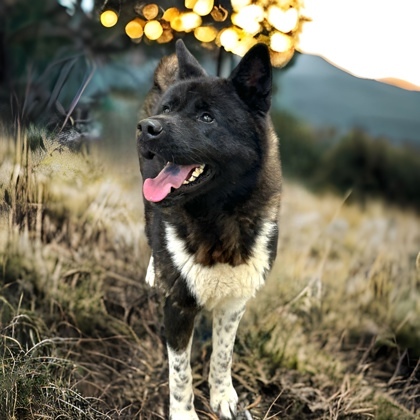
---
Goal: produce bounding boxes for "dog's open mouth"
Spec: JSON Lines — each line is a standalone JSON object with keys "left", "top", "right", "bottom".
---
{"left": 143, "top": 162, "right": 207, "bottom": 202}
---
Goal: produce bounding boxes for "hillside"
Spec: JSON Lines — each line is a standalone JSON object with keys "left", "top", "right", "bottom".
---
{"left": 275, "top": 54, "right": 420, "bottom": 144}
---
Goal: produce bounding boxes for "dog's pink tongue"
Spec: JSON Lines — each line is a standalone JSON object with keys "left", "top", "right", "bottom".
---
{"left": 143, "top": 162, "right": 198, "bottom": 202}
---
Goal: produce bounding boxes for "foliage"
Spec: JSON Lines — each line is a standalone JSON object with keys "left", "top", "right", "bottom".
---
{"left": 273, "top": 111, "right": 420, "bottom": 209}
{"left": 0, "top": 0, "right": 139, "bottom": 136}
{"left": 273, "top": 110, "right": 325, "bottom": 178}
{"left": 318, "top": 129, "right": 420, "bottom": 208}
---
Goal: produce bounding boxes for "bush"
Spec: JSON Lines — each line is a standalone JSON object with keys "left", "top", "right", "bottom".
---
{"left": 318, "top": 129, "right": 420, "bottom": 208}
{"left": 272, "top": 110, "right": 325, "bottom": 178}
{"left": 273, "top": 111, "right": 420, "bottom": 209}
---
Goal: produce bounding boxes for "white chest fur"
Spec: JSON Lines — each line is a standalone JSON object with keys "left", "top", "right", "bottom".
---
{"left": 164, "top": 220, "right": 277, "bottom": 310}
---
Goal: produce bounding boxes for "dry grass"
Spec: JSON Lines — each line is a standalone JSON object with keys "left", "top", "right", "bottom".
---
{"left": 0, "top": 131, "right": 419, "bottom": 419}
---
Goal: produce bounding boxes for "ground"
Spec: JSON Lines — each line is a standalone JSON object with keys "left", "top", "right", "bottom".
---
{"left": 0, "top": 134, "right": 419, "bottom": 419}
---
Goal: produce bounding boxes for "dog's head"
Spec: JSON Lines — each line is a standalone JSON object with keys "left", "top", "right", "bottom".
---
{"left": 137, "top": 40, "right": 272, "bottom": 206}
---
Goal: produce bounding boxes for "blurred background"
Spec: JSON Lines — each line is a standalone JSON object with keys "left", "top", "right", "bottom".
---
{"left": 1, "top": 0, "right": 419, "bottom": 208}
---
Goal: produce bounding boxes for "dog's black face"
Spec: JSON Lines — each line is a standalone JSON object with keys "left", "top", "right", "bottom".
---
{"left": 137, "top": 41, "right": 272, "bottom": 207}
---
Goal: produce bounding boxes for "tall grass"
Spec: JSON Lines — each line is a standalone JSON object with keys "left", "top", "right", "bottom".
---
{"left": 1, "top": 126, "right": 419, "bottom": 419}
{"left": 0, "top": 131, "right": 151, "bottom": 419}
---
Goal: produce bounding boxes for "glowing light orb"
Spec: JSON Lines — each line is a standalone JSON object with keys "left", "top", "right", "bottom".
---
{"left": 194, "top": 26, "right": 218, "bottom": 42}
{"left": 162, "top": 7, "right": 180, "bottom": 22}
{"left": 125, "top": 18, "right": 144, "bottom": 39}
{"left": 232, "top": 5, "right": 264, "bottom": 35}
{"left": 270, "top": 31, "right": 293, "bottom": 52}
{"left": 193, "top": 0, "right": 214, "bottom": 16}
{"left": 142, "top": 4, "right": 159, "bottom": 20}
{"left": 157, "top": 29, "right": 174, "bottom": 43}
{"left": 185, "top": 0, "right": 197, "bottom": 9}
{"left": 100, "top": 10, "right": 118, "bottom": 27}
{"left": 232, "top": 36, "right": 257, "bottom": 56}
{"left": 171, "top": 12, "right": 202, "bottom": 32}
{"left": 144, "top": 20, "right": 163, "bottom": 40}
{"left": 267, "top": 6, "right": 299, "bottom": 33}
{"left": 219, "top": 27, "right": 240, "bottom": 51}
{"left": 230, "top": 0, "right": 252, "bottom": 12}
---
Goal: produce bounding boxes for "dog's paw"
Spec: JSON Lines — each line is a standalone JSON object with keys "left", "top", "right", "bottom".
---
{"left": 170, "top": 410, "right": 199, "bottom": 420}
{"left": 210, "top": 384, "right": 238, "bottom": 419}
{"left": 145, "top": 256, "right": 155, "bottom": 286}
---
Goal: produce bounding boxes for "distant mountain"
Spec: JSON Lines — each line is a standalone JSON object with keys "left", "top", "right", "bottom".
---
{"left": 274, "top": 54, "right": 420, "bottom": 144}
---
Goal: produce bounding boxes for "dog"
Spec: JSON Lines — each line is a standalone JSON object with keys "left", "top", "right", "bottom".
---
{"left": 137, "top": 40, "right": 281, "bottom": 419}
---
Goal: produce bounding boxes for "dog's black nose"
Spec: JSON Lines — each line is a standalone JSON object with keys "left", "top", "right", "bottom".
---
{"left": 138, "top": 118, "right": 163, "bottom": 140}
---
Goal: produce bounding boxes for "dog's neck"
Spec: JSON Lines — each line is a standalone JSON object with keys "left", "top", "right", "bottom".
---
{"left": 162, "top": 188, "right": 271, "bottom": 267}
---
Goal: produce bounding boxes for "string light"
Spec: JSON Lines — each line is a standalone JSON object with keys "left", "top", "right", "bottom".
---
{"left": 270, "top": 31, "right": 293, "bottom": 53}
{"left": 185, "top": 0, "right": 197, "bottom": 9}
{"left": 162, "top": 7, "right": 180, "bottom": 22}
{"left": 267, "top": 6, "right": 299, "bottom": 33}
{"left": 142, "top": 3, "right": 159, "bottom": 20}
{"left": 100, "top": 9, "right": 118, "bottom": 27}
{"left": 232, "top": 5, "right": 264, "bottom": 35}
{"left": 125, "top": 18, "right": 144, "bottom": 39}
{"left": 219, "top": 27, "right": 240, "bottom": 52}
{"left": 230, "top": 0, "right": 252, "bottom": 12}
{"left": 171, "top": 12, "right": 202, "bottom": 32}
{"left": 144, "top": 20, "right": 163, "bottom": 40}
{"left": 157, "top": 28, "right": 174, "bottom": 43}
{"left": 193, "top": 0, "right": 214, "bottom": 17}
{"left": 232, "top": 35, "right": 257, "bottom": 56}
{"left": 99, "top": 1, "right": 304, "bottom": 68}
{"left": 194, "top": 26, "right": 218, "bottom": 42}
{"left": 100, "top": 0, "right": 120, "bottom": 28}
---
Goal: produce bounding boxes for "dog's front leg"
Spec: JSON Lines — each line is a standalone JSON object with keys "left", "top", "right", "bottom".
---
{"left": 209, "top": 298, "right": 246, "bottom": 419}
{"left": 164, "top": 294, "right": 200, "bottom": 420}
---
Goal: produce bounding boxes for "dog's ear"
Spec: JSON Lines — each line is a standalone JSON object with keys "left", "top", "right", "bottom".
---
{"left": 141, "top": 54, "right": 179, "bottom": 118}
{"left": 229, "top": 44, "right": 272, "bottom": 114}
{"left": 141, "top": 40, "right": 206, "bottom": 118}
{"left": 154, "top": 54, "right": 179, "bottom": 92}
{"left": 176, "top": 39, "right": 207, "bottom": 80}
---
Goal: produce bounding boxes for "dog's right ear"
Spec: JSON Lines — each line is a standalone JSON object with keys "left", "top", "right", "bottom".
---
{"left": 141, "top": 54, "right": 178, "bottom": 118}
{"left": 176, "top": 39, "right": 207, "bottom": 80}
{"left": 141, "top": 40, "right": 206, "bottom": 118}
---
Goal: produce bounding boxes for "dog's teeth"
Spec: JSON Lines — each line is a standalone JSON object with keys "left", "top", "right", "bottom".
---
{"left": 193, "top": 165, "right": 205, "bottom": 177}
{"left": 183, "top": 165, "right": 205, "bottom": 186}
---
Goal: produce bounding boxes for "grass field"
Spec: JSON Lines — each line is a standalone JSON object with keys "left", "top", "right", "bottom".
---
{"left": 0, "top": 132, "right": 419, "bottom": 419}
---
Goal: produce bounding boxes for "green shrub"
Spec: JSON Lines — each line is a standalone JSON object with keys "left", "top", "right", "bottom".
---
{"left": 273, "top": 111, "right": 420, "bottom": 209}
{"left": 318, "top": 129, "right": 420, "bottom": 208}
{"left": 273, "top": 110, "right": 325, "bottom": 178}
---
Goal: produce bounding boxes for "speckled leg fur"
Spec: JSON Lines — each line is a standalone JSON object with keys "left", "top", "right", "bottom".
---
{"left": 209, "top": 299, "right": 246, "bottom": 419}
{"left": 167, "top": 335, "right": 198, "bottom": 420}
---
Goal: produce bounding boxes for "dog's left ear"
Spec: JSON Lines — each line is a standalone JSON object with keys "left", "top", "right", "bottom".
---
{"left": 176, "top": 39, "right": 207, "bottom": 80}
{"left": 229, "top": 44, "right": 272, "bottom": 114}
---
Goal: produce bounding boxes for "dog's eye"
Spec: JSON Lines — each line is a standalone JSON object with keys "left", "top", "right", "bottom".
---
{"left": 200, "top": 113, "right": 214, "bottom": 123}
{"left": 162, "top": 106, "right": 170, "bottom": 114}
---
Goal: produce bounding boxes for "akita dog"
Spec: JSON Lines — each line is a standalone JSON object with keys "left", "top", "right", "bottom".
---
{"left": 137, "top": 40, "right": 281, "bottom": 419}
